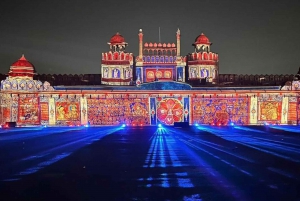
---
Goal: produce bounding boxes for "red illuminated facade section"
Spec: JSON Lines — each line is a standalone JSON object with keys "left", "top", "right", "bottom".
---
{"left": 187, "top": 33, "right": 219, "bottom": 84}
{"left": 8, "top": 55, "right": 36, "bottom": 79}
{"left": 135, "top": 29, "right": 186, "bottom": 84}
{"left": 101, "top": 32, "right": 133, "bottom": 85}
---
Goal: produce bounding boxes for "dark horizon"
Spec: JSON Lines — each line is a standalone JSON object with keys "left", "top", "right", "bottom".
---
{"left": 0, "top": 0, "right": 299, "bottom": 75}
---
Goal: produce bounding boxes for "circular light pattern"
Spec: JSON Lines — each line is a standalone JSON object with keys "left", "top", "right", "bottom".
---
{"left": 157, "top": 98, "right": 183, "bottom": 125}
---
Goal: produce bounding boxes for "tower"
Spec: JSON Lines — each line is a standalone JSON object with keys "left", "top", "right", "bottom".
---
{"left": 187, "top": 33, "right": 219, "bottom": 84}
{"left": 8, "top": 54, "right": 36, "bottom": 80}
{"left": 135, "top": 28, "right": 186, "bottom": 84}
{"left": 101, "top": 32, "right": 134, "bottom": 85}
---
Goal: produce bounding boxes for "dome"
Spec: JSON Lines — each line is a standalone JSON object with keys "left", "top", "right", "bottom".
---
{"left": 9, "top": 54, "right": 35, "bottom": 78}
{"left": 194, "top": 33, "right": 211, "bottom": 45}
{"left": 11, "top": 54, "right": 34, "bottom": 67}
{"left": 109, "top": 32, "right": 125, "bottom": 44}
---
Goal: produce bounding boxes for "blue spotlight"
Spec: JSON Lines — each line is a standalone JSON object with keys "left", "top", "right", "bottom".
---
{"left": 158, "top": 124, "right": 162, "bottom": 128}
{"left": 264, "top": 122, "right": 269, "bottom": 126}
{"left": 195, "top": 123, "right": 199, "bottom": 127}
{"left": 230, "top": 122, "right": 234, "bottom": 126}
{"left": 122, "top": 124, "right": 126, "bottom": 127}
{"left": 84, "top": 124, "right": 89, "bottom": 127}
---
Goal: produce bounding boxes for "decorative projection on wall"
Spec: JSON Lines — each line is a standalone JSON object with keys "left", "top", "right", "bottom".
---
{"left": 0, "top": 94, "right": 12, "bottom": 123}
{"left": 297, "top": 97, "right": 300, "bottom": 125}
{"left": 192, "top": 98, "right": 249, "bottom": 125}
{"left": 157, "top": 98, "right": 184, "bottom": 125}
{"left": 87, "top": 97, "right": 149, "bottom": 125}
{"left": 18, "top": 96, "right": 39, "bottom": 125}
{"left": 40, "top": 96, "right": 49, "bottom": 125}
{"left": 55, "top": 97, "right": 80, "bottom": 125}
{"left": 287, "top": 97, "right": 297, "bottom": 124}
{"left": 257, "top": 94, "right": 282, "bottom": 124}
{"left": 259, "top": 102, "right": 281, "bottom": 121}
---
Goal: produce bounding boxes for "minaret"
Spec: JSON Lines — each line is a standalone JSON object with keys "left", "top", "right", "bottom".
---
{"left": 138, "top": 29, "right": 143, "bottom": 62}
{"left": 176, "top": 28, "right": 180, "bottom": 57}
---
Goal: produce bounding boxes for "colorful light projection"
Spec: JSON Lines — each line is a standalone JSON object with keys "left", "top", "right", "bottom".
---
{"left": 145, "top": 69, "right": 173, "bottom": 82}
{"left": 192, "top": 98, "right": 249, "bottom": 125}
{"left": 87, "top": 97, "right": 149, "bottom": 125}
{"left": 18, "top": 96, "right": 39, "bottom": 125}
{"left": 0, "top": 94, "right": 11, "bottom": 123}
{"left": 40, "top": 102, "right": 49, "bottom": 121}
{"left": 157, "top": 98, "right": 184, "bottom": 125}
{"left": 297, "top": 97, "right": 300, "bottom": 125}
{"left": 55, "top": 99, "right": 80, "bottom": 125}
{"left": 258, "top": 102, "right": 281, "bottom": 122}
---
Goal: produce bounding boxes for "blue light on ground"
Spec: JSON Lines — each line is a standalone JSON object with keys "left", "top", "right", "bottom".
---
{"left": 158, "top": 123, "right": 162, "bottom": 128}
{"left": 1, "top": 126, "right": 123, "bottom": 181}
{"left": 270, "top": 125, "right": 300, "bottom": 133}
{"left": 122, "top": 124, "right": 126, "bottom": 127}
{"left": 141, "top": 127, "right": 194, "bottom": 188}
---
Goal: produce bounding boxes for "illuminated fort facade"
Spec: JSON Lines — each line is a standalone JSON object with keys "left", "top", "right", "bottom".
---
{"left": 0, "top": 29, "right": 300, "bottom": 127}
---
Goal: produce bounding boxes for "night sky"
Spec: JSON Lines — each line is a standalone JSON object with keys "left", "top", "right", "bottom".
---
{"left": 0, "top": 0, "right": 299, "bottom": 75}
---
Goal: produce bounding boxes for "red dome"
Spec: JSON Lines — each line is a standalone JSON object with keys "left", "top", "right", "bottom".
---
{"left": 110, "top": 32, "right": 125, "bottom": 44}
{"left": 194, "top": 33, "right": 211, "bottom": 45}
{"left": 9, "top": 54, "right": 35, "bottom": 78}
{"left": 11, "top": 54, "right": 33, "bottom": 67}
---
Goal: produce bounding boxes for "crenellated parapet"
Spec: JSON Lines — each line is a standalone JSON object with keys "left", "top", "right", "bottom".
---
{"left": 187, "top": 52, "right": 219, "bottom": 64}
{"left": 142, "top": 42, "right": 177, "bottom": 55}
{"left": 101, "top": 52, "right": 134, "bottom": 65}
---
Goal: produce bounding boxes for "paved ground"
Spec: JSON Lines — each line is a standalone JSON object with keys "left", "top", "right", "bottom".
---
{"left": 0, "top": 125, "right": 300, "bottom": 201}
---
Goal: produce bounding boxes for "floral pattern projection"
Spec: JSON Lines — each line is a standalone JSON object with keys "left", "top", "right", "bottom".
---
{"left": 55, "top": 97, "right": 80, "bottom": 125}
{"left": 40, "top": 96, "right": 49, "bottom": 125}
{"left": 0, "top": 94, "right": 12, "bottom": 124}
{"left": 298, "top": 97, "right": 300, "bottom": 125}
{"left": 157, "top": 98, "right": 184, "bottom": 125}
{"left": 258, "top": 95, "right": 282, "bottom": 124}
{"left": 192, "top": 98, "right": 249, "bottom": 125}
{"left": 87, "top": 96, "right": 149, "bottom": 125}
{"left": 286, "top": 97, "right": 297, "bottom": 125}
{"left": 18, "top": 95, "right": 40, "bottom": 125}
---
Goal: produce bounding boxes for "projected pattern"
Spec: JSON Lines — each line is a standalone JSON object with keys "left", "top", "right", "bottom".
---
{"left": 157, "top": 98, "right": 184, "bottom": 125}
{"left": 0, "top": 94, "right": 12, "bottom": 123}
{"left": 18, "top": 96, "right": 39, "bottom": 125}
{"left": 87, "top": 97, "right": 149, "bottom": 125}
{"left": 257, "top": 94, "right": 282, "bottom": 124}
{"left": 192, "top": 98, "right": 249, "bottom": 125}
{"left": 55, "top": 97, "right": 80, "bottom": 125}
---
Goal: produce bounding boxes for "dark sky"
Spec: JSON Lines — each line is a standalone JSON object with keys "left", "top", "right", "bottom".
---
{"left": 0, "top": 0, "right": 299, "bottom": 75}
